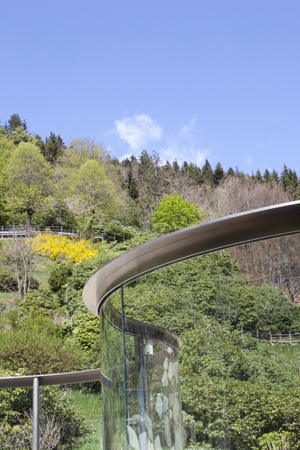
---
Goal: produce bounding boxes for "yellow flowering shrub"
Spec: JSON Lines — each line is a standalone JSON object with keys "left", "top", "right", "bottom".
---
{"left": 31, "top": 232, "right": 98, "bottom": 262}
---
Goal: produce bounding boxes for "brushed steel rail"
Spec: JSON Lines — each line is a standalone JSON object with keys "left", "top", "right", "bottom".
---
{"left": 83, "top": 201, "right": 300, "bottom": 317}
{"left": 0, "top": 368, "right": 102, "bottom": 389}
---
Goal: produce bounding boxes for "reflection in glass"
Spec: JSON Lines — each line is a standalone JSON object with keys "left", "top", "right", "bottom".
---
{"left": 100, "top": 292, "right": 183, "bottom": 450}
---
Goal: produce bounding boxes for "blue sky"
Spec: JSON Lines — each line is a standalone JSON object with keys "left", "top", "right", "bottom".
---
{"left": 1, "top": 0, "right": 300, "bottom": 174}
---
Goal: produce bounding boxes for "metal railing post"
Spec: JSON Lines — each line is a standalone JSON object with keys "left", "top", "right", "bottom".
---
{"left": 33, "top": 377, "right": 39, "bottom": 450}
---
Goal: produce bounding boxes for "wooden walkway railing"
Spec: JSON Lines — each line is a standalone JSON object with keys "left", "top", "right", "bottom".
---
{"left": 242, "top": 329, "right": 300, "bottom": 346}
{"left": 0, "top": 225, "right": 126, "bottom": 242}
{"left": 0, "top": 225, "right": 78, "bottom": 238}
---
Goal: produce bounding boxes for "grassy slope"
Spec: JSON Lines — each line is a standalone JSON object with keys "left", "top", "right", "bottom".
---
{"left": 71, "top": 391, "right": 102, "bottom": 450}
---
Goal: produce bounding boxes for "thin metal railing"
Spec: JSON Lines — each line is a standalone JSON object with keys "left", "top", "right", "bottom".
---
{"left": 0, "top": 368, "right": 102, "bottom": 450}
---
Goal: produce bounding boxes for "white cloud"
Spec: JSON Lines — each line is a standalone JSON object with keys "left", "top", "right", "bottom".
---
{"left": 161, "top": 141, "right": 210, "bottom": 167}
{"left": 119, "top": 152, "right": 134, "bottom": 162}
{"left": 180, "top": 117, "right": 197, "bottom": 138}
{"left": 115, "top": 114, "right": 162, "bottom": 150}
{"left": 160, "top": 117, "right": 211, "bottom": 167}
{"left": 246, "top": 156, "right": 252, "bottom": 164}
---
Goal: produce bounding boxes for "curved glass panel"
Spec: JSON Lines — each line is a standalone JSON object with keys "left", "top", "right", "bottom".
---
{"left": 101, "top": 298, "right": 127, "bottom": 450}
{"left": 100, "top": 295, "right": 183, "bottom": 450}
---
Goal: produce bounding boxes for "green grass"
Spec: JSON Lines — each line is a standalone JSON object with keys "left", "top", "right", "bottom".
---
{"left": 264, "top": 342, "right": 300, "bottom": 362}
{"left": 34, "top": 256, "right": 56, "bottom": 289}
{"left": 71, "top": 390, "right": 102, "bottom": 450}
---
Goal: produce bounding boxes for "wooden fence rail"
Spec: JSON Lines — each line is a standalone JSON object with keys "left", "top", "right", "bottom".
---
{"left": 242, "top": 328, "right": 300, "bottom": 345}
{"left": 0, "top": 225, "right": 78, "bottom": 239}
{"left": 0, "top": 225, "right": 125, "bottom": 242}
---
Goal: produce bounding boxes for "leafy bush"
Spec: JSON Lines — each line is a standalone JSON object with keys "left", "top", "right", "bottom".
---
{"left": 102, "top": 220, "right": 136, "bottom": 242}
{"left": 48, "top": 261, "right": 73, "bottom": 293}
{"left": 0, "top": 267, "right": 18, "bottom": 291}
{"left": 20, "top": 288, "right": 60, "bottom": 317}
{"left": 0, "top": 316, "right": 83, "bottom": 374}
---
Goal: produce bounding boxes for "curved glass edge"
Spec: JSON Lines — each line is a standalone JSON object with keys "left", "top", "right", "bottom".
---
{"left": 101, "top": 297, "right": 184, "bottom": 450}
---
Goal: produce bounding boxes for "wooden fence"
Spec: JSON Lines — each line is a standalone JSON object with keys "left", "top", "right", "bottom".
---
{"left": 0, "top": 225, "right": 124, "bottom": 242}
{"left": 0, "top": 225, "right": 78, "bottom": 239}
{"left": 242, "top": 329, "right": 300, "bottom": 346}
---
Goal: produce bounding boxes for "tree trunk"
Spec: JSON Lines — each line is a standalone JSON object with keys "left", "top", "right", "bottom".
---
{"left": 27, "top": 213, "right": 31, "bottom": 227}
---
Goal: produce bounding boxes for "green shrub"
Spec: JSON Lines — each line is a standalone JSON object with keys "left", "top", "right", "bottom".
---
{"left": 48, "top": 261, "right": 73, "bottom": 293}
{"left": 0, "top": 316, "right": 83, "bottom": 375}
{"left": 102, "top": 220, "right": 135, "bottom": 242}
{"left": 20, "top": 288, "right": 60, "bottom": 317}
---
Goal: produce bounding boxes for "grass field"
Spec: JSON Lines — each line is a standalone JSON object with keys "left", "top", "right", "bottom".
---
{"left": 71, "top": 390, "right": 103, "bottom": 450}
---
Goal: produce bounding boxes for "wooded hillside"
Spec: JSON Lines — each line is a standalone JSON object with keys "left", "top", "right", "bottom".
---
{"left": 1, "top": 113, "right": 300, "bottom": 449}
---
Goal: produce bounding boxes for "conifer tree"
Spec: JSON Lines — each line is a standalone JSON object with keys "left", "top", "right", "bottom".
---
{"left": 42, "top": 132, "right": 66, "bottom": 164}
{"left": 213, "top": 162, "right": 225, "bottom": 184}
{"left": 6, "top": 113, "right": 27, "bottom": 132}
{"left": 187, "top": 163, "right": 202, "bottom": 185}
{"left": 281, "top": 164, "right": 298, "bottom": 193}
{"left": 200, "top": 159, "right": 214, "bottom": 185}
{"left": 172, "top": 160, "right": 180, "bottom": 174}
{"left": 255, "top": 170, "right": 263, "bottom": 182}
{"left": 125, "top": 169, "right": 139, "bottom": 199}
{"left": 226, "top": 167, "right": 235, "bottom": 178}
{"left": 181, "top": 161, "right": 189, "bottom": 174}
{"left": 263, "top": 168, "right": 271, "bottom": 183}
{"left": 270, "top": 169, "right": 279, "bottom": 183}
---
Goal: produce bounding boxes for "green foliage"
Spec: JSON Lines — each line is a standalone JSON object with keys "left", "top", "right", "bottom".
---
{"left": 32, "top": 199, "right": 78, "bottom": 228}
{"left": 200, "top": 159, "right": 214, "bottom": 185}
{"left": 69, "top": 159, "right": 121, "bottom": 222}
{"left": 102, "top": 220, "right": 136, "bottom": 242}
{"left": 20, "top": 288, "right": 60, "bottom": 317}
{"left": 64, "top": 309, "right": 100, "bottom": 354}
{"left": 115, "top": 251, "right": 300, "bottom": 448}
{"left": 213, "top": 162, "right": 225, "bottom": 184}
{"left": 5, "top": 142, "right": 52, "bottom": 225}
{"left": 125, "top": 168, "right": 139, "bottom": 199}
{"left": 0, "top": 316, "right": 83, "bottom": 374}
{"left": 119, "top": 198, "right": 142, "bottom": 227}
{"left": 0, "top": 266, "right": 19, "bottom": 292}
{"left": 179, "top": 318, "right": 300, "bottom": 449}
{"left": 152, "top": 194, "right": 206, "bottom": 234}
{"left": 6, "top": 113, "right": 27, "bottom": 132}
{"left": 40, "top": 131, "right": 66, "bottom": 164}
{"left": 0, "top": 369, "right": 90, "bottom": 449}
{"left": 48, "top": 260, "right": 73, "bottom": 293}
{"left": 10, "top": 126, "right": 35, "bottom": 145}
{"left": 258, "top": 431, "right": 291, "bottom": 450}
{"left": 227, "top": 384, "right": 299, "bottom": 449}
{"left": 281, "top": 164, "right": 298, "bottom": 194}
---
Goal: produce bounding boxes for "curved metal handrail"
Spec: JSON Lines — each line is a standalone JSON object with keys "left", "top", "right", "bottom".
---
{"left": 83, "top": 201, "right": 300, "bottom": 317}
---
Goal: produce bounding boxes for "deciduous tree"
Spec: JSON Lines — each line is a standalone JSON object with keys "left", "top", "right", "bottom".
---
{"left": 5, "top": 142, "right": 52, "bottom": 225}
{"left": 152, "top": 194, "right": 206, "bottom": 234}
{"left": 68, "top": 159, "right": 121, "bottom": 223}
